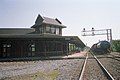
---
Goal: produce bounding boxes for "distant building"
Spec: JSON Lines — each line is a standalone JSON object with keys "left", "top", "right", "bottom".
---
{"left": 0, "top": 14, "right": 85, "bottom": 59}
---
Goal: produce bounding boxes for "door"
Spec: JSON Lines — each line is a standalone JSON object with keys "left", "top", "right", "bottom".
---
{"left": 2, "top": 44, "right": 11, "bottom": 58}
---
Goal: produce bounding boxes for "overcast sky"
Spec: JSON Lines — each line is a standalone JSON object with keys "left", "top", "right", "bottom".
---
{"left": 0, "top": 0, "right": 120, "bottom": 46}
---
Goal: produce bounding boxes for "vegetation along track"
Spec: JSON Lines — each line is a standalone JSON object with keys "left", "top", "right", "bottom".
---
{"left": 78, "top": 52, "right": 115, "bottom": 80}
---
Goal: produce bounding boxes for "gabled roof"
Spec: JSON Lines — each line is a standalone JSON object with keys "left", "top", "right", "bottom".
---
{"left": 31, "top": 14, "right": 66, "bottom": 28}
{"left": 43, "top": 17, "right": 64, "bottom": 26}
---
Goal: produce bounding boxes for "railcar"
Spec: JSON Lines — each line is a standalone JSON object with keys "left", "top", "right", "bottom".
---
{"left": 90, "top": 41, "right": 111, "bottom": 54}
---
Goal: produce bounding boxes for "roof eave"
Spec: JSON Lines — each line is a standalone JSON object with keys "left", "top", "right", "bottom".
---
{"left": 43, "top": 23, "right": 67, "bottom": 28}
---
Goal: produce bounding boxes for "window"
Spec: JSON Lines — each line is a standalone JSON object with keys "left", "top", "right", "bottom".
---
{"left": 31, "top": 44, "right": 35, "bottom": 52}
{"left": 56, "top": 28, "right": 59, "bottom": 35}
{"left": 28, "top": 43, "right": 35, "bottom": 56}
{"left": 3, "top": 44, "right": 11, "bottom": 52}
{"left": 29, "top": 43, "right": 35, "bottom": 52}
{"left": 46, "top": 26, "right": 51, "bottom": 33}
{"left": 2, "top": 44, "right": 11, "bottom": 57}
{"left": 51, "top": 27, "right": 56, "bottom": 34}
{"left": 39, "top": 27, "right": 44, "bottom": 34}
{"left": 39, "top": 27, "right": 42, "bottom": 33}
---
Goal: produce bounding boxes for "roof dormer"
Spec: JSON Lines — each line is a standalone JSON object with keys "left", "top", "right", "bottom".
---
{"left": 31, "top": 14, "right": 66, "bottom": 36}
{"left": 31, "top": 14, "right": 66, "bottom": 28}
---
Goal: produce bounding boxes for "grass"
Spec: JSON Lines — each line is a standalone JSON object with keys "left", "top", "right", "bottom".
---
{"left": 2, "top": 70, "right": 59, "bottom": 80}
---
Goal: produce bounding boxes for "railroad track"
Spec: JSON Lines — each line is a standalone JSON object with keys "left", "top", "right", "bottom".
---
{"left": 109, "top": 54, "right": 120, "bottom": 61}
{"left": 78, "top": 52, "right": 88, "bottom": 80}
{"left": 78, "top": 52, "right": 115, "bottom": 80}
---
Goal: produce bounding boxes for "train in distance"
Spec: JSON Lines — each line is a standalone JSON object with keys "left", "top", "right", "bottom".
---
{"left": 90, "top": 41, "right": 111, "bottom": 54}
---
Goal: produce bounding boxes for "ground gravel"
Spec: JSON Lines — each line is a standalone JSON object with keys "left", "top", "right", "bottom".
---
{"left": 0, "top": 59, "right": 84, "bottom": 80}
{"left": 82, "top": 58, "right": 108, "bottom": 80}
{"left": 91, "top": 52, "right": 120, "bottom": 80}
{"left": 99, "top": 57, "right": 120, "bottom": 80}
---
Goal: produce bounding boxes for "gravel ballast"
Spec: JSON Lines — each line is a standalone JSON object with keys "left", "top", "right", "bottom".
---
{"left": 90, "top": 52, "right": 120, "bottom": 80}
{"left": 99, "top": 58, "right": 120, "bottom": 80}
{"left": 82, "top": 58, "right": 108, "bottom": 80}
{"left": 0, "top": 59, "right": 84, "bottom": 80}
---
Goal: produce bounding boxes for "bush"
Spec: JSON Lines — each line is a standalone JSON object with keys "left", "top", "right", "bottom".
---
{"left": 112, "top": 40, "right": 120, "bottom": 52}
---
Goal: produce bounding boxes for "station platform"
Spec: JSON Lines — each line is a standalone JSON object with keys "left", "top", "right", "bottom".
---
{"left": 47, "top": 51, "right": 87, "bottom": 60}
{"left": 0, "top": 52, "right": 87, "bottom": 62}
{"left": 63, "top": 52, "right": 87, "bottom": 58}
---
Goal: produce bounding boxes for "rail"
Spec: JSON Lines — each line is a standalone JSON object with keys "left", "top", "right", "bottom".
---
{"left": 91, "top": 52, "right": 115, "bottom": 80}
{"left": 78, "top": 52, "right": 115, "bottom": 80}
{"left": 78, "top": 52, "right": 88, "bottom": 80}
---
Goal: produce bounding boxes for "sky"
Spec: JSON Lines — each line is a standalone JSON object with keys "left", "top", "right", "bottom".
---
{"left": 0, "top": 0, "right": 120, "bottom": 47}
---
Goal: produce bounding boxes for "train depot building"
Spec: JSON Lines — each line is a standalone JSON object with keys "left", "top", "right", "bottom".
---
{"left": 0, "top": 14, "right": 85, "bottom": 59}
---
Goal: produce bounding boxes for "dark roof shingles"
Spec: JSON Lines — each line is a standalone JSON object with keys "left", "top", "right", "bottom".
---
{"left": 0, "top": 28, "right": 35, "bottom": 34}
{"left": 43, "top": 17, "right": 66, "bottom": 27}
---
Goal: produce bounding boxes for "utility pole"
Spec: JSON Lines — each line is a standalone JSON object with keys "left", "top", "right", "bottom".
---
{"left": 81, "top": 28, "right": 112, "bottom": 43}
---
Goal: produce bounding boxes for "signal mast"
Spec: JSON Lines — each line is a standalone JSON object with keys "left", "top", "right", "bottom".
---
{"left": 81, "top": 28, "right": 112, "bottom": 43}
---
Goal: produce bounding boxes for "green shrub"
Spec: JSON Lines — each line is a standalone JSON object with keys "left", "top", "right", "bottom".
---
{"left": 112, "top": 40, "right": 120, "bottom": 52}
